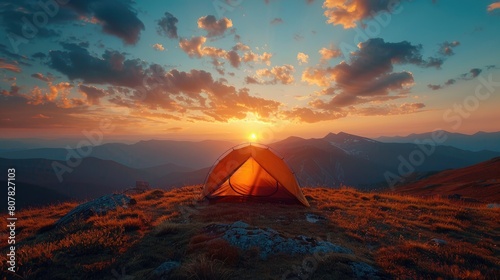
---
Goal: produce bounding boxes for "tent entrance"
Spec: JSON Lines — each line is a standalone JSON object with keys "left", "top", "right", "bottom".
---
{"left": 203, "top": 144, "right": 310, "bottom": 207}
{"left": 222, "top": 157, "right": 280, "bottom": 197}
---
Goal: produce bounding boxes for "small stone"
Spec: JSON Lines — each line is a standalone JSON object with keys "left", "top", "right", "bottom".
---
{"left": 430, "top": 238, "right": 447, "bottom": 246}
{"left": 350, "top": 262, "right": 379, "bottom": 279}
{"left": 152, "top": 261, "right": 180, "bottom": 278}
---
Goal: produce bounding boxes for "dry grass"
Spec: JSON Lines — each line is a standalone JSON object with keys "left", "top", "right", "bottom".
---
{"left": 1, "top": 186, "right": 499, "bottom": 280}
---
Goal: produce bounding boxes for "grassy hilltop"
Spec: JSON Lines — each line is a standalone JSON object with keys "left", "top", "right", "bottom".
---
{"left": 1, "top": 186, "right": 499, "bottom": 279}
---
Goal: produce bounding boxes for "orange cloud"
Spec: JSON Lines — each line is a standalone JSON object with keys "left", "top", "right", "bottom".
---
{"left": 31, "top": 73, "right": 53, "bottom": 82}
{"left": 323, "top": 0, "right": 398, "bottom": 28}
{"left": 487, "top": 2, "right": 500, "bottom": 11}
{"left": 180, "top": 37, "right": 272, "bottom": 70}
{"left": 27, "top": 82, "right": 83, "bottom": 109}
{"left": 153, "top": 43, "right": 165, "bottom": 51}
{"left": 319, "top": 46, "right": 342, "bottom": 61}
{"left": 179, "top": 36, "right": 208, "bottom": 58}
{"left": 246, "top": 65, "right": 295, "bottom": 85}
{"left": 284, "top": 107, "right": 347, "bottom": 123}
{"left": 197, "top": 15, "right": 233, "bottom": 37}
{"left": 301, "top": 67, "right": 333, "bottom": 87}
{"left": 242, "top": 51, "right": 272, "bottom": 66}
{"left": 0, "top": 59, "right": 21, "bottom": 73}
{"left": 354, "top": 103, "right": 426, "bottom": 116}
{"left": 297, "top": 52, "right": 309, "bottom": 65}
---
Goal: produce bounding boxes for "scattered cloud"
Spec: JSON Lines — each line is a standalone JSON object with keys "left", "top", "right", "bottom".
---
{"left": 0, "top": 0, "right": 145, "bottom": 44}
{"left": 284, "top": 107, "right": 347, "bottom": 123}
{"left": 439, "top": 41, "right": 460, "bottom": 56}
{"left": 157, "top": 12, "right": 179, "bottom": 39}
{"left": 31, "top": 73, "right": 53, "bottom": 82}
{"left": 322, "top": 0, "right": 399, "bottom": 29}
{"left": 65, "top": 0, "right": 145, "bottom": 44}
{"left": 319, "top": 46, "right": 342, "bottom": 61}
{"left": 32, "top": 114, "right": 51, "bottom": 119}
{"left": 49, "top": 43, "right": 147, "bottom": 88}
{"left": 469, "top": 68, "right": 482, "bottom": 78}
{"left": 487, "top": 2, "right": 500, "bottom": 12}
{"left": 0, "top": 43, "right": 32, "bottom": 63}
{"left": 0, "top": 59, "right": 21, "bottom": 73}
{"left": 197, "top": 15, "right": 233, "bottom": 37}
{"left": 32, "top": 52, "right": 47, "bottom": 59}
{"left": 166, "top": 127, "right": 184, "bottom": 132}
{"left": 354, "top": 103, "right": 426, "bottom": 116}
{"left": 153, "top": 43, "right": 165, "bottom": 51}
{"left": 179, "top": 37, "right": 272, "bottom": 70}
{"left": 428, "top": 67, "right": 488, "bottom": 91}
{"left": 242, "top": 51, "right": 272, "bottom": 66}
{"left": 292, "top": 38, "right": 445, "bottom": 122}
{"left": 297, "top": 52, "right": 309, "bottom": 65}
{"left": 270, "top": 18, "right": 284, "bottom": 25}
{"left": 246, "top": 65, "right": 295, "bottom": 85}
{"left": 79, "top": 85, "right": 107, "bottom": 105}
{"left": 427, "top": 84, "right": 442, "bottom": 90}
{"left": 294, "top": 34, "right": 304, "bottom": 41}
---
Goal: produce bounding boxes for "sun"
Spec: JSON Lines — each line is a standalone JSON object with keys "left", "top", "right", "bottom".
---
{"left": 249, "top": 133, "right": 257, "bottom": 142}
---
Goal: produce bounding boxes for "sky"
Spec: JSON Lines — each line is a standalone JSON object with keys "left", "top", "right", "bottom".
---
{"left": 0, "top": 0, "right": 499, "bottom": 143}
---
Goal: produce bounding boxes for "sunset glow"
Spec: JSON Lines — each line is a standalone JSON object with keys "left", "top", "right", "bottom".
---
{"left": 0, "top": 1, "right": 499, "bottom": 141}
{"left": 249, "top": 133, "right": 257, "bottom": 142}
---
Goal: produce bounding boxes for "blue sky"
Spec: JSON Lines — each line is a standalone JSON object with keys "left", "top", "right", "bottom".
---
{"left": 0, "top": 0, "right": 499, "bottom": 141}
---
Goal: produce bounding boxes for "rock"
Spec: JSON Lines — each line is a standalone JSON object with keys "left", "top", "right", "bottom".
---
{"left": 212, "top": 221, "right": 352, "bottom": 260}
{"left": 231, "top": 220, "right": 249, "bottom": 228}
{"left": 350, "top": 262, "right": 379, "bottom": 280}
{"left": 448, "top": 194, "right": 462, "bottom": 200}
{"left": 152, "top": 261, "right": 180, "bottom": 279}
{"left": 305, "top": 213, "right": 326, "bottom": 223}
{"left": 56, "top": 194, "right": 133, "bottom": 227}
{"left": 430, "top": 238, "right": 447, "bottom": 246}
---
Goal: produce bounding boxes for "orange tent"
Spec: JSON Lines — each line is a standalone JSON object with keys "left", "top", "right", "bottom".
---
{"left": 202, "top": 144, "right": 310, "bottom": 207}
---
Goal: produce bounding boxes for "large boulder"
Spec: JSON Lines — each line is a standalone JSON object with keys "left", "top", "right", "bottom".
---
{"left": 56, "top": 194, "right": 134, "bottom": 227}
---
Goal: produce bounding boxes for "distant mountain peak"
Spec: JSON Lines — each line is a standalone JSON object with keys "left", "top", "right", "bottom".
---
{"left": 323, "top": 132, "right": 378, "bottom": 144}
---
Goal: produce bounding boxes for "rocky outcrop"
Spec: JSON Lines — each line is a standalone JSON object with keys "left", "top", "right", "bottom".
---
{"left": 204, "top": 221, "right": 352, "bottom": 260}
{"left": 56, "top": 194, "right": 134, "bottom": 227}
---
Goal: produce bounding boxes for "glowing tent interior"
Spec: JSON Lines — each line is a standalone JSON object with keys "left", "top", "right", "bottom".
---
{"left": 202, "top": 144, "right": 310, "bottom": 207}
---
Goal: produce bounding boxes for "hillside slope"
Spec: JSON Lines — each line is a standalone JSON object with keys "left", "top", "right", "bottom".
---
{"left": 394, "top": 157, "right": 500, "bottom": 203}
{"left": 1, "top": 186, "right": 498, "bottom": 279}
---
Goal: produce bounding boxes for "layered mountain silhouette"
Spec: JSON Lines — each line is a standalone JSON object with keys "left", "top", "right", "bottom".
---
{"left": 1, "top": 132, "right": 499, "bottom": 207}
{"left": 0, "top": 139, "right": 235, "bottom": 169}
{"left": 377, "top": 130, "right": 500, "bottom": 152}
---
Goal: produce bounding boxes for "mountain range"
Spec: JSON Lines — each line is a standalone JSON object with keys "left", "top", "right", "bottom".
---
{"left": 1, "top": 131, "right": 499, "bottom": 208}
{"left": 377, "top": 130, "right": 500, "bottom": 152}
